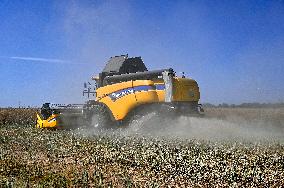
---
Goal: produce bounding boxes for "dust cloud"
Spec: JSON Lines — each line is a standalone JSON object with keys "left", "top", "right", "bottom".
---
{"left": 127, "top": 116, "right": 284, "bottom": 142}
{"left": 74, "top": 113, "right": 284, "bottom": 144}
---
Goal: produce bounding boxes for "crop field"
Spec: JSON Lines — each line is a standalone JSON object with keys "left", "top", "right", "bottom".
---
{"left": 1, "top": 107, "right": 284, "bottom": 187}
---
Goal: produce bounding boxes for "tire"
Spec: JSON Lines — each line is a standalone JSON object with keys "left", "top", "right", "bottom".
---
{"left": 125, "top": 104, "right": 178, "bottom": 134}
{"left": 87, "top": 104, "right": 115, "bottom": 130}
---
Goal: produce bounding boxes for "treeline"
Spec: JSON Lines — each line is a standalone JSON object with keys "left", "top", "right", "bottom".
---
{"left": 1, "top": 106, "right": 39, "bottom": 109}
{"left": 203, "top": 102, "right": 284, "bottom": 108}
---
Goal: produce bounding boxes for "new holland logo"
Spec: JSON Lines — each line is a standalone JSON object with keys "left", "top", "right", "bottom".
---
{"left": 109, "top": 88, "right": 134, "bottom": 101}
{"left": 108, "top": 85, "right": 162, "bottom": 101}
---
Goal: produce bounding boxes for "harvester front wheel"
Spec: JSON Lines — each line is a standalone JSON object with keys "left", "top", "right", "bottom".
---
{"left": 87, "top": 104, "right": 114, "bottom": 129}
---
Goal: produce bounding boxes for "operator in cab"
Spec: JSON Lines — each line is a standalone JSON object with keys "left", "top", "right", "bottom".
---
{"left": 40, "top": 103, "right": 52, "bottom": 120}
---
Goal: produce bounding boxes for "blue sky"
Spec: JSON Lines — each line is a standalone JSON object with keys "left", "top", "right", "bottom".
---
{"left": 0, "top": 0, "right": 283, "bottom": 107}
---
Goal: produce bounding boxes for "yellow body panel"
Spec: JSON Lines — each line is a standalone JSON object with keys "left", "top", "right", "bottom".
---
{"left": 99, "top": 92, "right": 137, "bottom": 120}
{"left": 172, "top": 78, "right": 200, "bottom": 102}
{"left": 155, "top": 90, "right": 165, "bottom": 102}
{"left": 153, "top": 80, "right": 165, "bottom": 102}
{"left": 36, "top": 113, "right": 58, "bottom": 128}
{"left": 96, "top": 80, "right": 136, "bottom": 120}
{"left": 97, "top": 80, "right": 160, "bottom": 120}
{"left": 96, "top": 81, "right": 134, "bottom": 99}
{"left": 96, "top": 77, "right": 200, "bottom": 121}
{"left": 133, "top": 80, "right": 159, "bottom": 104}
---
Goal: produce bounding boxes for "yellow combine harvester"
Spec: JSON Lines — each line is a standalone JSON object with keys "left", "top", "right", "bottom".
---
{"left": 36, "top": 55, "right": 203, "bottom": 129}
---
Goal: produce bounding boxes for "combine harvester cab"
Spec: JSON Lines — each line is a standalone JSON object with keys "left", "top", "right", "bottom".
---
{"left": 37, "top": 55, "right": 204, "bottom": 129}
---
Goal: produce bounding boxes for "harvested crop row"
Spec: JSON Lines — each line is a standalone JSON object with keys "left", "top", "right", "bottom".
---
{"left": 1, "top": 125, "right": 284, "bottom": 187}
{"left": 1, "top": 108, "right": 284, "bottom": 187}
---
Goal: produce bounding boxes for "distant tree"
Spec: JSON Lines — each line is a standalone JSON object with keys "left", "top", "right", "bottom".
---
{"left": 218, "top": 103, "right": 229, "bottom": 108}
{"left": 203, "top": 103, "right": 216, "bottom": 107}
{"left": 230, "top": 104, "right": 236, "bottom": 108}
{"left": 202, "top": 102, "right": 284, "bottom": 108}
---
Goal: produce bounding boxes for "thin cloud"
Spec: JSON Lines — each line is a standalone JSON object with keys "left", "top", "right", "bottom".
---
{"left": 0, "top": 56, "right": 84, "bottom": 64}
{"left": 10, "top": 56, "right": 70, "bottom": 63}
